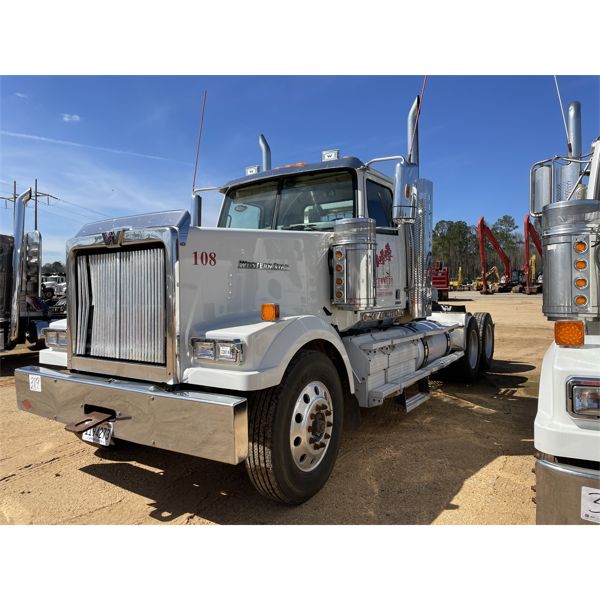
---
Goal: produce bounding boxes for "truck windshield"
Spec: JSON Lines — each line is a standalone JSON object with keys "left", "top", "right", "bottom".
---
{"left": 219, "top": 170, "right": 355, "bottom": 231}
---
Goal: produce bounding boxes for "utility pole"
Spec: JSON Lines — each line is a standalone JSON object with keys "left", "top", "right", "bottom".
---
{"left": 34, "top": 178, "right": 38, "bottom": 230}
{"left": 13, "top": 180, "right": 16, "bottom": 218}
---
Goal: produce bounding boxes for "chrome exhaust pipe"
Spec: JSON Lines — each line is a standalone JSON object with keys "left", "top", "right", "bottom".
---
{"left": 10, "top": 188, "right": 32, "bottom": 343}
{"left": 407, "top": 95, "right": 420, "bottom": 167}
{"left": 259, "top": 134, "right": 271, "bottom": 172}
{"left": 568, "top": 101, "right": 582, "bottom": 158}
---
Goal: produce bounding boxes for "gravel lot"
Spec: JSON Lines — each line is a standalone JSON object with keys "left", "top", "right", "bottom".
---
{"left": 0, "top": 291, "right": 552, "bottom": 524}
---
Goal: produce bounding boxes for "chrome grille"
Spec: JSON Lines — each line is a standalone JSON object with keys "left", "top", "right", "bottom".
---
{"left": 75, "top": 247, "right": 165, "bottom": 364}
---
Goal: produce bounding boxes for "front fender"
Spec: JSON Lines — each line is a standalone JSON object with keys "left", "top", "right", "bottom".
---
{"left": 182, "top": 315, "right": 354, "bottom": 393}
{"left": 257, "top": 315, "right": 354, "bottom": 394}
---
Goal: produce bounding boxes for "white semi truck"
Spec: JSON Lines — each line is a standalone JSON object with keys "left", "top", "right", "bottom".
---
{"left": 15, "top": 97, "right": 495, "bottom": 504}
{"left": 530, "top": 100, "right": 600, "bottom": 524}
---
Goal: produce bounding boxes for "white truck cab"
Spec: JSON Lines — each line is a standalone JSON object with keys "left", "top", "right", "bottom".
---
{"left": 15, "top": 96, "right": 495, "bottom": 504}
{"left": 530, "top": 100, "right": 600, "bottom": 524}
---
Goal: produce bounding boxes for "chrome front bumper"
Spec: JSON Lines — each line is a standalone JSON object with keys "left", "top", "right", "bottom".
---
{"left": 15, "top": 366, "right": 248, "bottom": 465}
{"left": 536, "top": 457, "right": 600, "bottom": 525}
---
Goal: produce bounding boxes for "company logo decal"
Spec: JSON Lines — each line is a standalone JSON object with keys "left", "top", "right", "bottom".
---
{"left": 376, "top": 243, "right": 393, "bottom": 291}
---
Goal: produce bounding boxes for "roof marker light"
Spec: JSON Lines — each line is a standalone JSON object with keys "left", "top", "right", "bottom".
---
{"left": 322, "top": 149, "right": 340, "bottom": 162}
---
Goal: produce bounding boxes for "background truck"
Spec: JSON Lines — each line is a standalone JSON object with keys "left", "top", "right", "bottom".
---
{"left": 15, "top": 97, "right": 495, "bottom": 504}
{"left": 432, "top": 260, "right": 450, "bottom": 300}
{"left": 0, "top": 189, "right": 58, "bottom": 351}
{"left": 530, "top": 100, "right": 600, "bottom": 524}
{"left": 41, "top": 274, "right": 67, "bottom": 299}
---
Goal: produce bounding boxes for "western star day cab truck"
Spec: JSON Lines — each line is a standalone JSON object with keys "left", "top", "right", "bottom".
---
{"left": 15, "top": 97, "right": 495, "bottom": 504}
{"left": 531, "top": 101, "right": 600, "bottom": 524}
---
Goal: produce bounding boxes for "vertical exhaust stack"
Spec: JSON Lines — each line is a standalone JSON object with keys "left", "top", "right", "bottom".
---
{"left": 259, "top": 134, "right": 271, "bottom": 172}
{"left": 402, "top": 95, "right": 432, "bottom": 319}
{"left": 568, "top": 101, "right": 582, "bottom": 158}
{"left": 10, "top": 188, "right": 32, "bottom": 343}
{"left": 407, "top": 95, "right": 420, "bottom": 168}
{"left": 557, "top": 101, "right": 583, "bottom": 201}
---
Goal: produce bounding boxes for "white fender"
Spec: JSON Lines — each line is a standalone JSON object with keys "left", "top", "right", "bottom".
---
{"left": 182, "top": 315, "right": 354, "bottom": 393}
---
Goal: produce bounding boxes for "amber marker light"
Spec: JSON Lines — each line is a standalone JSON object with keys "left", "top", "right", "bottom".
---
{"left": 575, "top": 277, "right": 588, "bottom": 288}
{"left": 575, "top": 295, "right": 588, "bottom": 306}
{"left": 335, "top": 264, "right": 343, "bottom": 272}
{"left": 261, "top": 303, "right": 280, "bottom": 321}
{"left": 336, "top": 278, "right": 343, "bottom": 285}
{"left": 335, "top": 291, "right": 343, "bottom": 299}
{"left": 555, "top": 321, "right": 585, "bottom": 347}
{"left": 575, "top": 260, "right": 587, "bottom": 270}
{"left": 574, "top": 241, "right": 587, "bottom": 253}
{"left": 335, "top": 250, "right": 343, "bottom": 260}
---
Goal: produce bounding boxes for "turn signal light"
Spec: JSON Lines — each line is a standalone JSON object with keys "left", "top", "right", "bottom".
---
{"left": 555, "top": 321, "right": 584, "bottom": 347}
{"left": 575, "top": 260, "right": 587, "bottom": 270}
{"left": 574, "top": 241, "right": 587, "bottom": 253}
{"left": 575, "top": 277, "right": 588, "bottom": 288}
{"left": 261, "top": 303, "right": 280, "bottom": 321}
{"left": 575, "top": 295, "right": 588, "bottom": 306}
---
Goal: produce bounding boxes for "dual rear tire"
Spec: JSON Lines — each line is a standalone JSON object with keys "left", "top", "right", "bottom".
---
{"left": 444, "top": 311, "right": 494, "bottom": 382}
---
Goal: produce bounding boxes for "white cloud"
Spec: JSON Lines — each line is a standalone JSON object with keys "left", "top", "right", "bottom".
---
{"left": 61, "top": 113, "right": 81, "bottom": 123}
{"left": 14, "top": 92, "right": 29, "bottom": 99}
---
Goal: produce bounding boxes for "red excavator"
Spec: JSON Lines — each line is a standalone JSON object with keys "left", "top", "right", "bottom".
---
{"left": 477, "top": 217, "right": 514, "bottom": 294}
{"left": 523, "top": 214, "right": 543, "bottom": 294}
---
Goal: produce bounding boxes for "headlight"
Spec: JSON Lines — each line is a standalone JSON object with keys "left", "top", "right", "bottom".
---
{"left": 192, "top": 339, "right": 243, "bottom": 364}
{"left": 42, "top": 328, "right": 67, "bottom": 350}
{"left": 568, "top": 378, "right": 600, "bottom": 419}
{"left": 216, "top": 341, "right": 243, "bottom": 363}
{"left": 192, "top": 340, "right": 216, "bottom": 360}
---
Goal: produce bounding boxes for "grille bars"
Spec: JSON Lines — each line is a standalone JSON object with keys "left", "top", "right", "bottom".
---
{"left": 75, "top": 247, "right": 165, "bottom": 364}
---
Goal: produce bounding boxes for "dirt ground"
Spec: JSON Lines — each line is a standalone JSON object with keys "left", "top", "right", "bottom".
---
{"left": 0, "top": 291, "right": 553, "bottom": 524}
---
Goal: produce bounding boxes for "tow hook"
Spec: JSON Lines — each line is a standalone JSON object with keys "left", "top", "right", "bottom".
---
{"left": 65, "top": 411, "right": 114, "bottom": 434}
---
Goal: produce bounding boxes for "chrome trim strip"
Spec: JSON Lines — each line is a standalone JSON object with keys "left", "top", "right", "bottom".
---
{"left": 15, "top": 365, "right": 248, "bottom": 465}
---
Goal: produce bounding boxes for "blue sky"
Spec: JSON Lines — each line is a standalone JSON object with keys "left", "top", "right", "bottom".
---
{"left": 1, "top": 75, "right": 598, "bottom": 263}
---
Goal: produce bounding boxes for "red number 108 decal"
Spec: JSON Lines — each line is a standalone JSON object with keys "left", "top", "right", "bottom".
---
{"left": 193, "top": 251, "right": 217, "bottom": 266}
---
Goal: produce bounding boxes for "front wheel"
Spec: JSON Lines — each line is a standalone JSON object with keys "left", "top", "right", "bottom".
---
{"left": 245, "top": 350, "right": 344, "bottom": 504}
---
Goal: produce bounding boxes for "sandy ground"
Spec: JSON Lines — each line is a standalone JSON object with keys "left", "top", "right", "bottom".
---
{"left": 0, "top": 291, "right": 552, "bottom": 524}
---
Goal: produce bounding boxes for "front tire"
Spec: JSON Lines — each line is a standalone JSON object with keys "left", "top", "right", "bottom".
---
{"left": 245, "top": 350, "right": 344, "bottom": 504}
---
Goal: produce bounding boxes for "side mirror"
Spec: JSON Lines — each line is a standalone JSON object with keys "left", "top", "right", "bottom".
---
{"left": 531, "top": 165, "right": 552, "bottom": 216}
{"left": 392, "top": 161, "right": 418, "bottom": 224}
{"left": 192, "top": 194, "right": 202, "bottom": 226}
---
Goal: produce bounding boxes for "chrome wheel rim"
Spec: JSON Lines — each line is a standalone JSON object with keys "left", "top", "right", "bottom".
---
{"left": 484, "top": 321, "right": 493, "bottom": 358}
{"left": 289, "top": 380, "right": 333, "bottom": 472}
{"left": 468, "top": 328, "right": 479, "bottom": 369}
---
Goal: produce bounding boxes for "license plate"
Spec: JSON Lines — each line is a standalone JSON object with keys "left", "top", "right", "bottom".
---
{"left": 82, "top": 422, "right": 114, "bottom": 447}
{"left": 581, "top": 486, "right": 600, "bottom": 524}
{"left": 29, "top": 374, "right": 42, "bottom": 392}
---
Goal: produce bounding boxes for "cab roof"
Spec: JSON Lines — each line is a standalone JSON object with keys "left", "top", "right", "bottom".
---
{"left": 220, "top": 156, "right": 393, "bottom": 192}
